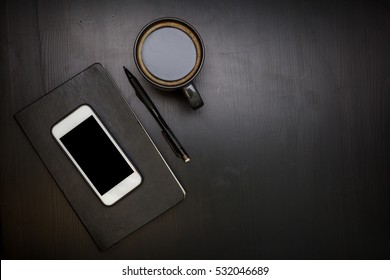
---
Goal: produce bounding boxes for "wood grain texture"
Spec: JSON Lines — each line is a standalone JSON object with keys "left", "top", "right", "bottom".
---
{"left": 1, "top": 0, "right": 389, "bottom": 259}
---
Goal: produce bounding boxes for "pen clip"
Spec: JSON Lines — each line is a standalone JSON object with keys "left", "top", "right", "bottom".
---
{"left": 161, "top": 130, "right": 181, "bottom": 158}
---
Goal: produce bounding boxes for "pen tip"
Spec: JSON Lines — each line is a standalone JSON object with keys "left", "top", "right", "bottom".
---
{"left": 123, "top": 66, "right": 134, "bottom": 78}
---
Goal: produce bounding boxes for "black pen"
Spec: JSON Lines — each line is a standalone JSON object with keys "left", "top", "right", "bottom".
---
{"left": 123, "top": 66, "right": 190, "bottom": 163}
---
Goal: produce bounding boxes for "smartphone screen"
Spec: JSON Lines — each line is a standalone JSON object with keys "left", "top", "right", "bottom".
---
{"left": 60, "top": 116, "right": 134, "bottom": 195}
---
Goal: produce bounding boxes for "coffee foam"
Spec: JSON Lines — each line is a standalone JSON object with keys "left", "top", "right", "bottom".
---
{"left": 135, "top": 20, "right": 203, "bottom": 87}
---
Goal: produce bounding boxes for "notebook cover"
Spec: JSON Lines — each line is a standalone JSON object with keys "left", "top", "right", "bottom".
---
{"left": 14, "top": 63, "right": 186, "bottom": 251}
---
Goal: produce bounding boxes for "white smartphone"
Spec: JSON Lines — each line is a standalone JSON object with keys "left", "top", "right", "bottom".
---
{"left": 51, "top": 104, "right": 142, "bottom": 206}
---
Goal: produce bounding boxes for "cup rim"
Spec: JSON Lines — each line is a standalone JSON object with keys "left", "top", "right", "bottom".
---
{"left": 133, "top": 17, "right": 205, "bottom": 90}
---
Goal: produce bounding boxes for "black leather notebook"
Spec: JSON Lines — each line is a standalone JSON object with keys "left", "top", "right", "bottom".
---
{"left": 14, "top": 63, "right": 186, "bottom": 251}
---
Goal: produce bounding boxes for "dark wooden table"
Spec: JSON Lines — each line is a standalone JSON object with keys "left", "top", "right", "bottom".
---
{"left": 1, "top": 0, "right": 389, "bottom": 259}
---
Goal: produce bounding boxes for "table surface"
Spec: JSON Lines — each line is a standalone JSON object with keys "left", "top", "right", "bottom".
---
{"left": 1, "top": 0, "right": 389, "bottom": 259}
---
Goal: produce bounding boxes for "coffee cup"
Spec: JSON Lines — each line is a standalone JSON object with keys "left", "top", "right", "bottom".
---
{"left": 134, "top": 17, "right": 205, "bottom": 109}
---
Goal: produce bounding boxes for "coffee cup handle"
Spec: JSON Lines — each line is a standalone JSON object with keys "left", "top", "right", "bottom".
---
{"left": 182, "top": 83, "right": 204, "bottom": 110}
